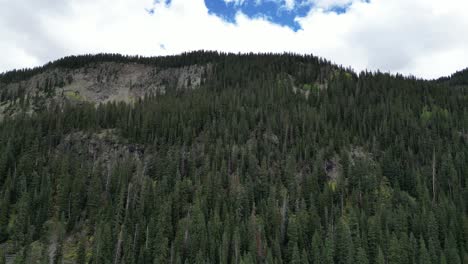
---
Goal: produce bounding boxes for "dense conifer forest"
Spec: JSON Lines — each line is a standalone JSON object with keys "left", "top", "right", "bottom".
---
{"left": 0, "top": 51, "right": 467, "bottom": 263}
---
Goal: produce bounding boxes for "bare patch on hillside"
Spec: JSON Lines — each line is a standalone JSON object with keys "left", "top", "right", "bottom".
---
{"left": 0, "top": 62, "right": 211, "bottom": 117}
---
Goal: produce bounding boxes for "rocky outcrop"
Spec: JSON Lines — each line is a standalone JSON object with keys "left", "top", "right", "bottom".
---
{"left": 0, "top": 62, "right": 211, "bottom": 118}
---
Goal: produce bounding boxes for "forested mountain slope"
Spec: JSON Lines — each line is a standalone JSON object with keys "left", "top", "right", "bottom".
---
{"left": 0, "top": 51, "right": 467, "bottom": 264}
{"left": 438, "top": 68, "right": 468, "bottom": 87}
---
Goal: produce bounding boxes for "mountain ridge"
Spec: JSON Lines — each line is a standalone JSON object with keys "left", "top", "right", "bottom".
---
{"left": 0, "top": 51, "right": 466, "bottom": 264}
{"left": 2, "top": 51, "right": 465, "bottom": 85}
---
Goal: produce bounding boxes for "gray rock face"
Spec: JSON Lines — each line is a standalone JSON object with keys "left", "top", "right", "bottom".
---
{"left": 0, "top": 62, "right": 211, "bottom": 118}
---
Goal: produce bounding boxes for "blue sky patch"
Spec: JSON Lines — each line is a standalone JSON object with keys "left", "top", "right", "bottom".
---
{"left": 147, "top": 0, "right": 360, "bottom": 31}
{"left": 205, "top": 0, "right": 314, "bottom": 31}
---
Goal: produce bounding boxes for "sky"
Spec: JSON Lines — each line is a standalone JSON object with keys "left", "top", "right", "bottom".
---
{"left": 1, "top": 0, "right": 467, "bottom": 79}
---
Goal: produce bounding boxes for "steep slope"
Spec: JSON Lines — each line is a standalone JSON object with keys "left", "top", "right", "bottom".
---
{"left": 0, "top": 59, "right": 210, "bottom": 119}
{"left": 0, "top": 52, "right": 467, "bottom": 264}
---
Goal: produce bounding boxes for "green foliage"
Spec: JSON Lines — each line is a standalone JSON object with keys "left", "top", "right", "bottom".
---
{"left": 355, "top": 247, "right": 368, "bottom": 264}
{"left": 438, "top": 67, "right": 468, "bottom": 86}
{"left": 302, "top": 83, "right": 320, "bottom": 93}
{"left": 376, "top": 247, "right": 385, "bottom": 264}
{"left": 419, "top": 237, "right": 431, "bottom": 264}
{"left": 388, "top": 234, "right": 402, "bottom": 264}
{"left": 0, "top": 52, "right": 466, "bottom": 263}
{"left": 336, "top": 219, "right": 353, "bottom": 264}
{"left": 64, "top": 91, "right": 84, "bottom": 101}
{"left": 76, "top": 238, "right": 86, "bottom": 264}
{"left": 0, "top": 247, "right": 5, "bottom": 264}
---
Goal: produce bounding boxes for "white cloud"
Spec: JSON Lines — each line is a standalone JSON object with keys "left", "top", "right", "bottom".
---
{"left": 284, "top": 0, "right": 295, "bottom": 10}
{"left": 313, "top": 0, "right": 354, "bottom": 9}
{"left": 0, "top": 0, "right": 467, "bottom": 79}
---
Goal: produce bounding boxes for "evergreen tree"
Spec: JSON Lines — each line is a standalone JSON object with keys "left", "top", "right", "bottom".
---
{"left": 355, "top": 247, "right": 369, "bottom": 264}
{"left": 0, "top": 248, "right": 6, "bottom": 264}
{"left": 388, "top": 234, "right": 402, "bottom": 264}
{"left": 336, "top": 219, "right": 353, "bottom": 264}
{"left": 322, "top": 230, "right": 334, "bottom": 264}
{"left": 311, "top": 231, "right": 322, "bottom": 264}
{"left": 77, "top": 238, "right": 87, "bottom": 264}
{"left": 376, "top": 247, "right": 385, "bottom": 264}
{"left": 301, "top": 249, "right": 310, "bottom": 264}
{"left": 419, "top": 238, "right": 431, "bottom": 264}
{"left": 291, "top": 243, "right": 301, "bottom": 264}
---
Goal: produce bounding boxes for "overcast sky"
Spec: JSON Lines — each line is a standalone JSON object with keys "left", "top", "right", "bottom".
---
{"left": 1, "top": 0, "right": 467, "bottom": 79}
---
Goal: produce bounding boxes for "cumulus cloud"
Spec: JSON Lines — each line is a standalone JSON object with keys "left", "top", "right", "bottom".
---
{"left": 0, "top": 0, "right": 467, "bottom": 79}
{"left": 313, "top": 0, "right": 355, "bottom": 9}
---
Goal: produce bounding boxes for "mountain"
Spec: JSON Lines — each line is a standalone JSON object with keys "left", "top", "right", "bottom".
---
{"left": 437, "top": 68, "right": 468, "bottom": 86}
{"left": 0, "top": 51, "right": 467, "bottom": 264}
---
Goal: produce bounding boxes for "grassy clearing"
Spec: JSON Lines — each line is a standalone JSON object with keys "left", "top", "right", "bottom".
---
{"left": 64, "top": 90, "right": 85, "bottom": 101}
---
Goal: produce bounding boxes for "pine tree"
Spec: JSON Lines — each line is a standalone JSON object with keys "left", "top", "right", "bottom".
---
{"left": 311, "top": 231, "right": 322, "bottom": 264}
{"left": 426, "top": 212, "right": 440, "bottom": 264}
{"left": 287, "top": 214, "right": 300, "bottom": 262}
{"left": 336, "top": 219, "right": 353, "bottom": 264}
{"left": 291, "top": 243, "right": 301, "bottom": 264}
{"left": 355, "top": 247, "right": 368, "bottom": 264}
{"left": 40, "top": 245, "right": 50, "bottom": 264}
{"left": 388, "top": 234, "right": 402, "bottom": 264}
{"left": 322, "top": 229, "right": 334, "bottom": 264}
{"left": 0, "top": 200, "right": 8, "bottom": 241}
{"left": 13, "top": 254, "right": 24, "bottom": 264}
{"left": 367, "top": 216, "right": 381, "bottom": 263}
{"left": 445, "top": 232, "right": 461, "bottom": 264}
{"left": 419, "top": 238, "right": 431, "bottom": 264}
{"left": 12, "top": 192, "right": 31, "bottom": 249}
{"left": 301, "top": 249, "right": 310, "bottom": 264}
{"left": 0, "top": 247, "right": 6, "bottom": 264}
{"left": 440, "top": 253, "right": 447, "bottom": 264}
{"left": 77, "top": 238, "right": 87, "bottom": 264}
{"left": 376, "top": 247, "right": 385, "bottom": 264}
